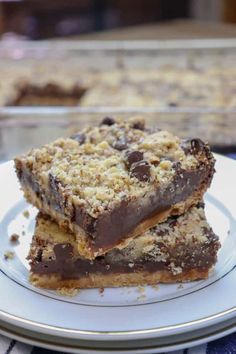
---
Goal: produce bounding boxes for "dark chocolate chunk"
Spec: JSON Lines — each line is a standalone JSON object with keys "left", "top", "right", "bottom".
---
{"left": 181, "top": 138, "right": 205, "bottom": 155}
{"left": 113, "top": 136, "right": 128, "bottom": 151}
{"left": 54, "top": 243, "right": 73, "bottom": 261}
{"left": 190, "top": 138, "right": 205, "bottom": 154}
{"left": 130, "top": 160, "right": 151, "bottom": 182}
{"left": 70, "top": 133, "right": 86, "bottom": 145}
{"left": 101, "top": 117, "right": 115, "bottom": 126}
{"left": 131, "top": 120, "right": 145, "bottom": 130}
{"left": 125, "top": 150, "right": 144, "bottom": 168}
{"left": 197, "top": 201, "right": 205, "bottom": 209}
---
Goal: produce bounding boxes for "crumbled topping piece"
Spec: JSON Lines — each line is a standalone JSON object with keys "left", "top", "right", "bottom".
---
{"left": 169, "top": 263, "right": 183, "bottom": 275}
{"left": 23, "top": 210, "right": 30, "bottom": 218}
{"left": 10, "top": 233, "right": 20, "bottom": 244}
{"left": 4, "top": 251, "right": 15, "bottom": 260}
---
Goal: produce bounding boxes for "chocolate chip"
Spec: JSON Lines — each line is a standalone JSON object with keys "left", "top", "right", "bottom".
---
{"left": 190, "top": 138, "right": 205, "bottom": 154}
{"left": 132, "top": 120, "right": 145, "bottom": 130}
{"left": 101, "top": 117, "right": 115, "bottom": 126}
{"left": 181, "top": 138, "right": 205, "bottom": 155}
{"left": 196, "top": 201, "right": 205, "bottom": 209}
{"left": 10, "top": 233, "right": 19, "bottom": 243}
{"left": 113, "top": 136, "right": 128, "bottom": 151}
{"left": 125, "top": 150, "right": 144, "bottom": 168}
{"left": 70, "top": 133, "right": 86, "bottom": 145}
{"left": 130, "top": 160, "right": 151, "bottom": 182}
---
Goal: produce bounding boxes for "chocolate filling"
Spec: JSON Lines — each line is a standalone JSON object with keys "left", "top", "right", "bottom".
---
{"left": 30, "top": 230, "right": 220, "bottom": 279}
{"left": 16, "top": 159, "right": 214, "bottom": 252}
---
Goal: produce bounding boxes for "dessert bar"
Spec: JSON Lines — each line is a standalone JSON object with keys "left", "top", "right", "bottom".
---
{"left": 15, "top": 117, "right": 215, "bottom": 258}
{"left": 28, "top": 204, "right": 220, "bottom": 289}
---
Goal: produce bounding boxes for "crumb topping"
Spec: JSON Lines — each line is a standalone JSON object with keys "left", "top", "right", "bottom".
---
{"left": 16, "top": 117, "right": 210, "bottom": 218}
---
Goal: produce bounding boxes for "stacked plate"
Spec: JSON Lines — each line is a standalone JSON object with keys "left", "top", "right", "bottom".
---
{"left": 0, "top": 154, "right": 235, "bottom": 353}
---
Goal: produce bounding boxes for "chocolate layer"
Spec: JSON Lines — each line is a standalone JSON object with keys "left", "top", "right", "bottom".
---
{"left": 29, "top": 206, "right": 220, "bottom": 281}
{"left": 30, "top": 238, "right": 219, "bottom": 279}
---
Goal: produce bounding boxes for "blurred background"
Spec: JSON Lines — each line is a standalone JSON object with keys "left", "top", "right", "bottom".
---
{"left": 0, "top": 0, "right": 236, "bottom": 40}
{"left": 0, "top": 0, "right": 236, "bottom": 161}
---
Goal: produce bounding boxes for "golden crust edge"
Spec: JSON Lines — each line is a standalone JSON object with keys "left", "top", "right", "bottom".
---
{"left": 29, "top": 268, "right": 211, "bottom": 290}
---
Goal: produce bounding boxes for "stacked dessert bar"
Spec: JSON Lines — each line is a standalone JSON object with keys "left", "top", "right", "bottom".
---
{"left": 14, "top": 117, "right": 220, "bottom": 289}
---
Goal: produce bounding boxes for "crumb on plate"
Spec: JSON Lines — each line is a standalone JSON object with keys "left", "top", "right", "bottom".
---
{"left": 99, "top": 287, "right": 104, "bottom": 294}
{"left": 178, "top": 283, "right": 184, "bottom": 289}
{"left": 152, "top": 284, "right": 159, "bottom": 290}
{"left": 10, "top": 233, "right": 20, "bottom": 243}
{"left": 137, "top": 294, "right": 146, "bottom": 301}
{"left": 23, "top": 210, "right": 30, "bottom": 218}
{"left": 4, "top": 251, "right": 15, "bottom": 260}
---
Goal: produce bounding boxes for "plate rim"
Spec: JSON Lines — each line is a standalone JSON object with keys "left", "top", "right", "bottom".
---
{"left": 0, "top": 314, "right": 236, "bottom": 353}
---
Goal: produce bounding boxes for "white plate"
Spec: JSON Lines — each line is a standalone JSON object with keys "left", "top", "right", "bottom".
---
{"left": 0, "top": 317, "right": 236, "bottom": 353}
{"left": 0, "top": 154, "right": 235, "bottom": 347}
